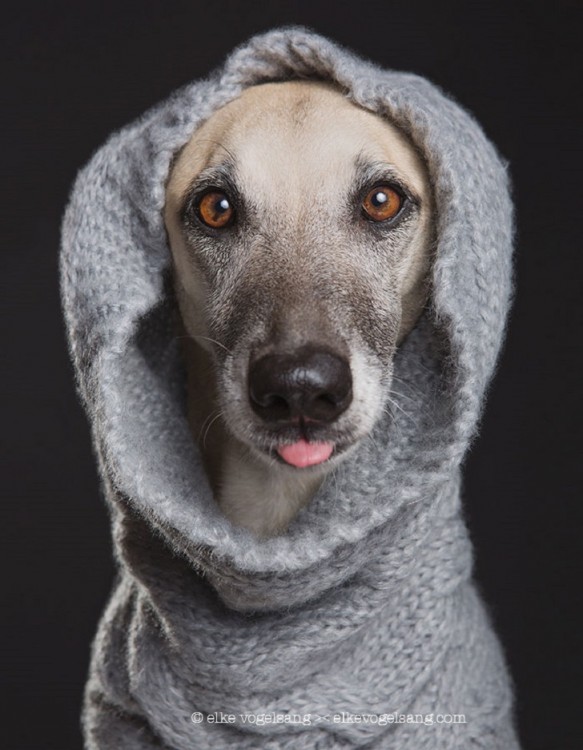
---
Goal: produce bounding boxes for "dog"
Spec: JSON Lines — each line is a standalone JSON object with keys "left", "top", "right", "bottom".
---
{"left": 164, "top": 80, "right": 433, "bottom": 537}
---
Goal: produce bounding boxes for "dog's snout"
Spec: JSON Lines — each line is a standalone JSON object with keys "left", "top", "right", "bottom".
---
{"left": 248, "top": 347, "right": 352, "bottom": 424}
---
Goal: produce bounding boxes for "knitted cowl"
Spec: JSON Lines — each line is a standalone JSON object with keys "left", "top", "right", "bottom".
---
{"left": 60, "top": 26, "right": 519, "bottom": 750}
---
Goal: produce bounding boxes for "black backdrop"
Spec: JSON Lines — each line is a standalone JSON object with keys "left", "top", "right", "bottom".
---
{"left": 2, "top": 2, "right": 581, "bottom": 749}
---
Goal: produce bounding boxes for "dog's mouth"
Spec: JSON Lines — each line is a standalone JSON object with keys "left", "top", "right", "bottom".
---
{"left": 273, "top": 438, "right": 335, "bottom": 468}
{"left": 252, "top": 415, "right": 349, "bottom": 469}
{"left": 224, "top": 401, "right": 366, "bottom": 471}
{"left": 268, "top": 423, "right": 354, "bottom": 469}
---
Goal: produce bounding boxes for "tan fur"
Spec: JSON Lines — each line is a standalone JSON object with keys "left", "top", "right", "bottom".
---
{"left": 164, "top": 81, "right": 433, "bottom": 537}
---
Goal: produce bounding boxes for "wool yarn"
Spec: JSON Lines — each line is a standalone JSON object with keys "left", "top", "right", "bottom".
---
{"left": 61, "top": 26, "right": 520, "bottom": 749}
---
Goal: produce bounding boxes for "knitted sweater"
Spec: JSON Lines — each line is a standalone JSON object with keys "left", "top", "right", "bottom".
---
{"left": 60, "top": 26, "right": 520, "bottom": 749}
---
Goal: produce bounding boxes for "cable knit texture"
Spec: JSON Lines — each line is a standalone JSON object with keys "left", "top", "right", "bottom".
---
{"left": 60, "top": 27, "right": 519, "bottom": 749}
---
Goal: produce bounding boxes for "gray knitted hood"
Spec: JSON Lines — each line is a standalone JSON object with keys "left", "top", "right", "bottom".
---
{"left": 61, "top": 26, "right": 518, "bottom": 750}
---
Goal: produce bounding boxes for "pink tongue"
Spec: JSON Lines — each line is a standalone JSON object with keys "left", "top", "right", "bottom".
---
{"left": 277, "top": 439, "right": 334, "bottom": 468}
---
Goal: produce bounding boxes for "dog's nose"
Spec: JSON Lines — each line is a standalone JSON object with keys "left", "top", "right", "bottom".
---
{"left": 248, "top": 347, "right": 352, "bottom": 423}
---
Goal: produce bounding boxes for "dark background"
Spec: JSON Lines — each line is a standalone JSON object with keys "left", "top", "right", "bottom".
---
{"left": 2, "top": 2, "right": 581, "bottom": 748}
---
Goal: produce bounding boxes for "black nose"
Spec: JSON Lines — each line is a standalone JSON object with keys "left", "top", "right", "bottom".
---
{"left": 248, "top": 347, "right": 352, "bottom": 424}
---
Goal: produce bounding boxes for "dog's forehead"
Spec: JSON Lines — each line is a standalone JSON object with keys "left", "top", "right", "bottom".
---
{"left": 231, "top": 85, "right": 425, "bottom": 193}
{"left": 167, "top": 81, "right": 429, "bottom": 205}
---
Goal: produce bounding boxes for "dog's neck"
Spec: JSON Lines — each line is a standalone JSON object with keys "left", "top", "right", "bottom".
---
{"left": 183, "top": 335, "right": 325, "bottom": 537}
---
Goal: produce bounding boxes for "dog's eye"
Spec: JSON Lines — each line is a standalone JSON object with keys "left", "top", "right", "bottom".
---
{"left": 362, "top": 186, "right": 402, "bottom": 222}
{"left": 196, "top": 191, "right": 235, "bottom": 229}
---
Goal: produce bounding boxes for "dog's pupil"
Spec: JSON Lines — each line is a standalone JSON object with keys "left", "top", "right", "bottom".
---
{"left": 372, "top": 191, "right": 388, "bottom": 207}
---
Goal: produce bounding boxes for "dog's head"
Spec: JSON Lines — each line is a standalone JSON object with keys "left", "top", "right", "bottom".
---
{"left": 164, "top": 80, "right": 433, "bottom": 471}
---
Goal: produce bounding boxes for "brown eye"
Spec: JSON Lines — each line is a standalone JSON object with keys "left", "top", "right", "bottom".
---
{"left": 362, "top": 185, "right": 402, "bottom": 222}
{"left": 197, "top": 191, "right": 234, "bottom": 228}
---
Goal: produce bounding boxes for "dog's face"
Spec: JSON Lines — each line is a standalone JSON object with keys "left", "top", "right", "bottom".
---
{"left": 165, "top": 81, "right": 432, "bottom": 472}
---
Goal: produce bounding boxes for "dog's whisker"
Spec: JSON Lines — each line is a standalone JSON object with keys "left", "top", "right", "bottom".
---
{"left": 390, "top": 374, "right": 423, "bottom": 399}
{"left": 388, "top": 387, "right": 418, "bottom": 405}
{"left": 384, "top": 396, "right": 418, "bottom": 428}
{"left": 201, "top": 410, "right": 225, "bottom": 450}
{"left": 197, "top": 408, "right": 223, "bottom": 443}
{"left": 366, "top": 430, "right": 380, "bottom": 453}
{"left": 182, "top": 333, "right": 233, "bottom": 355}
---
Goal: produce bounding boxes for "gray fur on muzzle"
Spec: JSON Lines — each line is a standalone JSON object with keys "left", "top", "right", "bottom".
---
{"left": 60, "top": 26, "right": 520, "bottom": 749}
